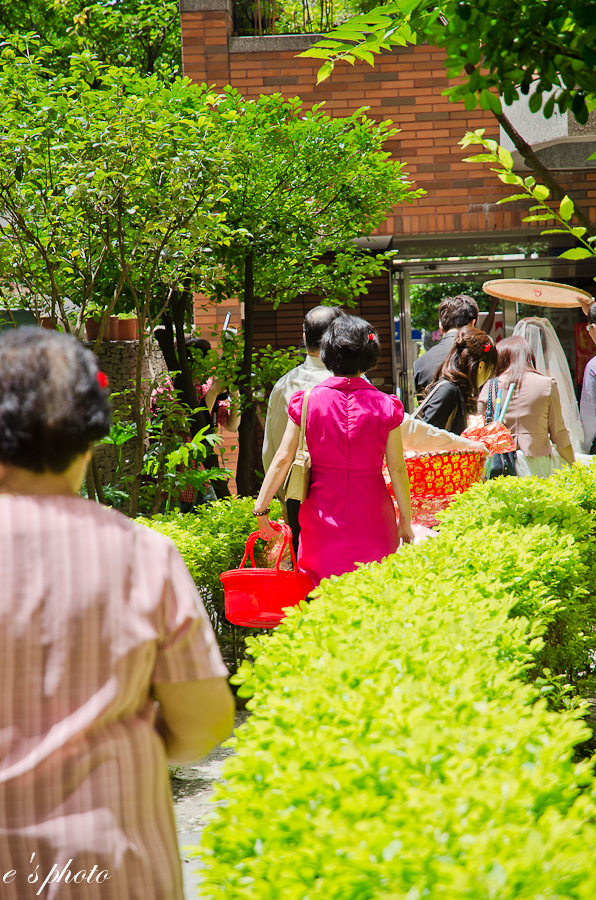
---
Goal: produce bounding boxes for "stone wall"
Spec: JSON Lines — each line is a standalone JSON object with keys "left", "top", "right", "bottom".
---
{"left": 88, "top": 339, "right": 167, "bottom": 488}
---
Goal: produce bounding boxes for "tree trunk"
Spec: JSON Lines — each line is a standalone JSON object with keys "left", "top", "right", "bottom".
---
{"left": 495, "top": 109, "right": 596, "bottom": 237}
{"left": 154, "top": 301, "right": 231, "bottom": 500}
{"left": 91, "top": 453, "right": 106, "bottom": 504}
{"left": 128, "top": 327, "right": 147, "bottom": 518}
{"left": 236, "top": 251, "right": 256, "bottom": 497}
{"left": 461, "top": 63, "right": 596, "bottom": 237}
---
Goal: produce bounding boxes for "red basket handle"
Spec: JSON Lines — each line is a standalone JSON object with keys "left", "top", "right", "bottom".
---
{"left": 239, "top": 522, "right": 299, "bottom": 574}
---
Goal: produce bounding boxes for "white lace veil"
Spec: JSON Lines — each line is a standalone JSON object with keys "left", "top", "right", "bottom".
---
{"left": 512, "top": 317, "right": 584, "bottom": 454}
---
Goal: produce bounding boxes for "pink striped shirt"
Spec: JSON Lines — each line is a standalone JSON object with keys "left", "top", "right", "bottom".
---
{"left": 0, "top": 494, "right": 227, "bottom": 899}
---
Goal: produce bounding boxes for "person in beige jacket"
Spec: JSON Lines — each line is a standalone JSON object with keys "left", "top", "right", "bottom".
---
{"left": 478, "top": 336, "right": 574, "bottom": 478}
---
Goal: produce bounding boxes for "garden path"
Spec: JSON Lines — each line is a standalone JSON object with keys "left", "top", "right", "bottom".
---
{"left": 174, "top": 710, "right": 248, "bottom": 898}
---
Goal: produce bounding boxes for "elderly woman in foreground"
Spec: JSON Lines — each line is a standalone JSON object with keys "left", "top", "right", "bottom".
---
{"left": 0, "top": 328, "right": 233, "bottom": 900}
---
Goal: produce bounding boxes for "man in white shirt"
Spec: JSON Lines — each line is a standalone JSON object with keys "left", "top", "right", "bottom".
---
{"left": 262, "top": 305, "right": 344, "bottom": 552}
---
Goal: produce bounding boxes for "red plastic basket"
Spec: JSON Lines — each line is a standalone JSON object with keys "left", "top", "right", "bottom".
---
{"left": 221, "top": 523, "right": 313, "bottom": 629}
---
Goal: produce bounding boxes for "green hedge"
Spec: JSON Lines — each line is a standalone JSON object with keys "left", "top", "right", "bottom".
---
{"left": 139, "top": 496, "right": 282, "bottom": 672}
{"left": 197, "top": 467, "right": 596, "bottom": 899}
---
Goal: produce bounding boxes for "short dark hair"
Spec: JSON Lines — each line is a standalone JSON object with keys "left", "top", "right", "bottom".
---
{"left": 185, "top": 336, "right": 211, "bottom": 356}
{"left": 303, "top": 306, "right": 345, "bottom": 352}
{"left": 588, "top": 303, "right": 596, "bottom": 326}
{"left": 0, "top": 328, "right": 111, "bottom": 474}
{"left": 439, "top": 294, "right": 479, "bottom": 332}
{"left": 429, "top": 326, "right": 497, "bottom": 410}
{"left": 320, "top": 315, "right": 380, "bottom": 376}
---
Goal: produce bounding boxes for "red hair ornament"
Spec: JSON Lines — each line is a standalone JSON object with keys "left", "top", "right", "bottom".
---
{"left": 96, "top": 371, "right": 109, "bottom": 390}
{"left": 368, "top": 333, "right": 375, "bottom": 341}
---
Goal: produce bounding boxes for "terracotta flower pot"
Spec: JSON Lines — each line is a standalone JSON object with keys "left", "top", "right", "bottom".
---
{"left": 118, "top": 318, "right": 139, "bottom": 341}
{"left": 106, "top": 316, "right": 120, "bottom": 340}
{"left": 40, "top": 316, "right": 56, "bottom": 330}
{"left": 85, "top": 318, "right": 102, "bottom": 341}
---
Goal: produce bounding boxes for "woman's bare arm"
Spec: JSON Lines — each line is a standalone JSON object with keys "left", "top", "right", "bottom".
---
{"left": 386, "top": 426, "right": 414, "bottom": 544}
{"left": 154, "top": 677, "right": 234, "bottom": 764}
{"left": 254, "top": 418, "right": 300, "bottom": 540}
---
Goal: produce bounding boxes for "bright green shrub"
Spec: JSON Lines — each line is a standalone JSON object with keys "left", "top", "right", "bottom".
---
{"left": 438, "top": 474, "right": 594, "bottom": 537}
{"left": 437, "top": 473, "right": 596, "bottom": 698}
{"left": 198, "top": 554, "right": 596, "bottom": 900}
{"left": 139, "top": 496, "right": 282, "bottom": 671}
{"left": 196, "top": 468, "right": 596, "bottom": 898}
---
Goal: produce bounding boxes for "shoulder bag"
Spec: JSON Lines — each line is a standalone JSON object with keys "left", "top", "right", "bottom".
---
{"left": 485, "top": 377, "right": 517, "bottom": 478}
{"left": 283, "top": 388, "right": 312, "bottom": 502}
{"left": 413, "top": 379, "right": 464, "bottom": 433}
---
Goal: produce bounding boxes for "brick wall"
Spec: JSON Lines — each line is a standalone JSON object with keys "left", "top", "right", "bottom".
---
{"left": 180, "top": 2, "right": 596, "bottom": 239}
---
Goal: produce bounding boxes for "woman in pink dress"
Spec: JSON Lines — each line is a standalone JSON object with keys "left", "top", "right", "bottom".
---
{"left": 254, "top": 316, "right": 413, "bottom": 587}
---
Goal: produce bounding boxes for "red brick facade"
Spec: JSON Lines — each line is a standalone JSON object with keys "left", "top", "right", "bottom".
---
{"left": 180, "top": 2, "right": 596, "bottom": 241}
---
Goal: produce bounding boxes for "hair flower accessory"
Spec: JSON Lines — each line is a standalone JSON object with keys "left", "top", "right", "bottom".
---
{"left": 96, "top": 371, "right": 109, "bottom": 389}
{"left": 368, "top": 333, "right": 375, "bottom": 341}
{"left": 483, "top": 343, "right": 491, "bottom": 352}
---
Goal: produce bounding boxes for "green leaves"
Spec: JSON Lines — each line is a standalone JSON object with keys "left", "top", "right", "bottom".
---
{"left": 194, "top": 467, "right": 596, "bottom": 899}
{"left": 559, "top": 246, "right": 595, "bottom": 260}
{"left": 460, "top": 130, "right": 596, "bottom": 260}
{"left": 559, "top": 194, "right": 575, "bottom": 221}
{"left": 141, "top": 496, "right": 283, "bottom": 668}
{"left": 306, "top": 0, "right": 596, "bottom": 130}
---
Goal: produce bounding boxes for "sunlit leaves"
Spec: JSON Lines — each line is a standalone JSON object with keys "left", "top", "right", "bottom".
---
{"left": 560, "top": 194, "right": 575, "bottom": 221}
{"left": 195, "top": 470, "right": 596, "bottom": 900}
{"left": 306, "top": 0, "right": 596, "bottom": 126}
{"left": 460, "top": 129, "right": 596, "bottom": 264}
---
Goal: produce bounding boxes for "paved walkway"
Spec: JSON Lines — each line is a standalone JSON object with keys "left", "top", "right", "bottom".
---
{"left": 174, "top": 711, "right": 248, "bottom": 898}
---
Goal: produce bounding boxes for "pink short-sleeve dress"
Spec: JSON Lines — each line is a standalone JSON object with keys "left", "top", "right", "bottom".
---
{"left": 288, "top": 376, "right": 404, "bottom": 587}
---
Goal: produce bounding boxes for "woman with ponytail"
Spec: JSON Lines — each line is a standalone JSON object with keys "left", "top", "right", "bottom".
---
{"left": 416, "top": 327, "right": 498, "bottom": 434}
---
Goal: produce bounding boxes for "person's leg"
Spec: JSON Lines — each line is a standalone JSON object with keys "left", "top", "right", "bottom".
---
{"left": 286, "top": 498, "right": 301, "bottom": 558}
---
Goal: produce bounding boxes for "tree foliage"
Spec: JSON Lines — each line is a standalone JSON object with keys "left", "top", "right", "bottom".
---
{"left": 461, "top": 129, "right": 596, "bottom": 267}
{"left": 197, "top": 89, "right": 423, "bottom": 494}
{"left": 0, "top": 40, "right": 234, "bottom": 512}
{"left": 304, "top": 0, "right": 596, "bottom": 123}
{"left": 0, "top": 0, "right": 181, "bottom": 76}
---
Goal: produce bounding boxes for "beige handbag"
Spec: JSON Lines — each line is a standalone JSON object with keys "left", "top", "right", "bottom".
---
{"left": 283, "top": 388, "right": 312, "bottom": 502}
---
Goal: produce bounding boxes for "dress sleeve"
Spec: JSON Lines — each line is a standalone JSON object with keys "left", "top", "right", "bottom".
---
{"left": 580, "top": 361, "right": 596, "bottom": 452}
{"left": 288, "top": 390, "right": 305, "bottom": 426}
{"left": 389, "top": 394, "right": 405, "bottom": 429}
{"left": 548, "top": 379, "right": 572, "bottom": 452}
{"left": 153, "top": 542, "right": 228, "bottom": 683}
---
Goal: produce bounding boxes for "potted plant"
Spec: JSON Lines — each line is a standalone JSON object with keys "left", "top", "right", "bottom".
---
{"left": 117, "top": 312, "right": 140, "bottom": 341}
{"left": 85, "top": 303, "right": 116, "bottom": 342}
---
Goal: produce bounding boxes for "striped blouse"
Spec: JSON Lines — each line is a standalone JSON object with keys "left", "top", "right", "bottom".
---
{"left": 0, "top": 494, "right": 227, "bottom": 899}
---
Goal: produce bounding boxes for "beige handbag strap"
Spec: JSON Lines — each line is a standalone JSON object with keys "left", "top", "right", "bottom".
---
{"left": 298, "top": 389, "right": 312, "bottom": 451}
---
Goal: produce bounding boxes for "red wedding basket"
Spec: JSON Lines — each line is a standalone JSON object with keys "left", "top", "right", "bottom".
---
{"left": 384, "top": 449, "right": 486, "bottom": 528}
{"left": 221, "top": 523, "right": 312, "bottom": 629}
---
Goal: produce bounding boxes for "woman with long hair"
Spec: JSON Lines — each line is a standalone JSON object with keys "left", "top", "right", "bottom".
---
{"left": 478, "top": 335, "right": 574, "bottom": 478}
{"left": 513, "top": 317, "right": 584, "bottom": 455}
{"left": 416, "top": 327, "right": 498, "bottom": 434}
{"left": 253, "top": 315, "right": 413, "bottom": 588}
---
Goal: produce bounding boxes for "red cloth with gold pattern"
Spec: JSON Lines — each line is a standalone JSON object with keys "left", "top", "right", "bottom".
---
{"left": 384, "top": 449, "right": 485, "bottom": 527}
